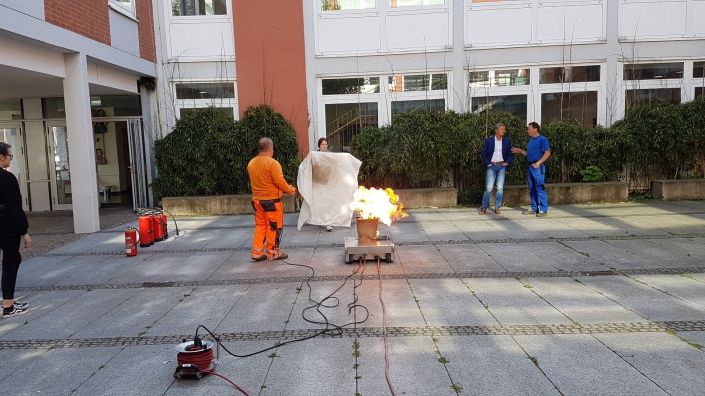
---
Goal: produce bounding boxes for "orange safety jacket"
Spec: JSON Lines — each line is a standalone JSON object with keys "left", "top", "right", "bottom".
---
{"left": 247, "top": 154, "right": 293, "bottom": 200}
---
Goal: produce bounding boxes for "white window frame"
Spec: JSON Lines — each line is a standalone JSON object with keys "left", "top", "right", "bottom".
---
{"left": 468, "top": 67, "right": 534, "bottom": 123}
{"left": 172, "top": 80, "right": 239, "bottom": 122}
{"left": 537, "top": 64, "right": 604, "bottom": 127}
{"left": 109, "top": 0, "right": 136, "bottom": 19}
{"left": 169, "top": 0, "right": 231, "bottom": 19}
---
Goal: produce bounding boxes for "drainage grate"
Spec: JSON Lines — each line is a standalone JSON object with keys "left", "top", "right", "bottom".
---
{"left": 579, "top": 270, "right": 618, "bottom": 276}
{"left": 141, "top": 282, "right": 175, "bottom": 288}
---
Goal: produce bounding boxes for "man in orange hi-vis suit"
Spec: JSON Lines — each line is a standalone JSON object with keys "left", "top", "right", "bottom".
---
{"left": 247, "top": 137, "right": 296, "bottom": 261}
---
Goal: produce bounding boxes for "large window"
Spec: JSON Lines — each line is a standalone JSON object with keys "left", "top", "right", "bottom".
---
{"left": 325, "top": 103, "right": 378, "bottom": 152}
{"left": 695, "top": 62, "right": 705, "bottom": 79}
{"left": 321, "top": 0, "right": 376, "bottom": 10}
{"left": 322, "top": 78, "right": 380, "bottom": 95}
{"left": 469, "top": 69, "right": 530, "bottom": 88}
{"left": 172, "top": 0, "right": 227, "bottom": 16}
{"left": 390, "top": 0, "right": 444, "bottom": 7}
{"left": 472, "top": 95, "right": 527, "bottom": 121}
{"left": 541, "top": 91, "right": 598, "bottom": 129}
{"left": 175, "top": 83, "right": 235, "bottom": 99}
{"left": 179, "top": 107, "right": 233, "bottom": 118}
{"left": 539, "top": 66, "right": 600, "bottom": 84}
{"left": 696, "top": 87, "right": 704, "bottom": 99}
{"left": 0, "top": 99, "right": 22, "bottom": 121}
{"left": 388, "top": 74, "right": 447, "bottom": 92}
{"left": 625, "top": 88, "right": 681, "bottom": 110}
{"left": 391, "top": 99, "right": 445, "bottom": 121}
{"left": 624, "top": 63, "right": 684, "bottom": 81}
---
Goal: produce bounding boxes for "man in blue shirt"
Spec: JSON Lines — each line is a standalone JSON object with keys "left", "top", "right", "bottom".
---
{"left": 480, "top": 123, "right": 514, "bottom": 214}
{"left": 511, "top": 122, "right": 551, "bottom": 217}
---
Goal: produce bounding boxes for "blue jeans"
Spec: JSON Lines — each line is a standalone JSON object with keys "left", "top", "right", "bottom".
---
{"left": 482, "top": 165, "right": 506, "bottom": 209}
{"left": 528, "top": 164, "right": 548, "bottom": 213}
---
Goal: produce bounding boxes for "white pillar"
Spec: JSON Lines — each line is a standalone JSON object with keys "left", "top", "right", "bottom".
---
{"left": 63, "top": 52, "right": 100, "bottom": 233}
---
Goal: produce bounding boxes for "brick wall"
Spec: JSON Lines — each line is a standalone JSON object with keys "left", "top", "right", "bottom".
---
{"left": 136, "top": 0, "right": 156, "bottom": 63}
{"left": 45, "top": 0, "right": 111, "bottom": 45}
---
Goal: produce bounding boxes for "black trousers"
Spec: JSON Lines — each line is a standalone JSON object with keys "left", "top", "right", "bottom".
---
{"left": 0, "top": 229, "right": 22, "bottom": 301}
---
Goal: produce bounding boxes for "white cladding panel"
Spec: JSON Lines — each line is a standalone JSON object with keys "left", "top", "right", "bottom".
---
{"left": 537, "top": 3, "right": 604, "bottom": 43}
{"left": 385, "top": 11, "right": 451, "bottom": 52}
{"left": 317, "top": 15, "right": 381, "bottom": 55}
{"left": 694, "top": 1, "right": 705, "bottom": 35}
{"left": 467, "top": 6, "right": 532, "bottom": 47}
{"left": 620, "top": 1, "right": 687, "bottom": 38}
{"left": 169, "top": 21, "right": 235, "bottom": 60}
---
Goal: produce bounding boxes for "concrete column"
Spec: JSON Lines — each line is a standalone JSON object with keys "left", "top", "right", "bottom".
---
{"left": 63, "top": 52, "right": 100, "bottom": 233}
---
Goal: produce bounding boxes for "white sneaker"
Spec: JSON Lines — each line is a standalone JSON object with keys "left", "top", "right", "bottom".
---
{"left": 326, "top": 226, "right": 332, "bottom": 232}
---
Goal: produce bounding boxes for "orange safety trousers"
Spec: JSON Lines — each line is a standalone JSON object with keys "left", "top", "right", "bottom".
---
{"left": 251, "top": 199, "right": 284, "bottom": 260}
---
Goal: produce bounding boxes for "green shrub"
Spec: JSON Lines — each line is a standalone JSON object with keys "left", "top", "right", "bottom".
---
{"left": 151, "top": 105, "right": 300, "bottom": 202}
{"left": 579, "top": 166, "right": 604, "bottom": 182}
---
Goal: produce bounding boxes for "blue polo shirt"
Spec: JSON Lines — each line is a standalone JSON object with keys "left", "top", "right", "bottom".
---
{"left": 527, "top": 135, "right": 550, "bottom": 163}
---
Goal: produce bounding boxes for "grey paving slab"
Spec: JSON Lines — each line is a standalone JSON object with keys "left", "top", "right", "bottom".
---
{"left": 670, "top": 200, "right": 705, "bottom": 211}
{"left": 16, "top": 254, "right": 113, "bottom": 287}
{"left": 48, "top": 232, "right": 119, "bottom": 254}
{"left": 216, "top": 283, "right": 299, "bottom": 333}
{"left": 578, "top": 275, "right": 705, "bottom": 321}
{"left": 554, "top": 216, "right": 627, "bottom": 237}
{"left": 315, "top": 224, "right": 364, "bottom": 245}
{"left": 591, "top": 216, "right": 670, "bottom": 236}
{"left": 519, "top": 241, "right": 608, "bottom": 272}
{"left": 661, "top": 213, "right": 705, "bottom": 232}
{"left": 257, "top": 249, "right": 315, "bottom": 278}
{"left": 0, "top": 290, "right": 85, "bottom": 338}
{"left": 606, "top": 239, "right": 699, "bottom": 268}
{"left": 409, "top": 278, "right": 498, "bottom": 326}
{"left": 642, "top": 201, "right": 705, "bottom": 214}
{"left": 626, "top": 274, "right": 705, "bottom": 310}
{"left": 591, "top": 203, "right": 653, "bottom": 216}
{"left": 437, "top": 244, "right": 503, "bottom": 272}
{"left": 148, "top": 285, "right": 247, "bottom": 336}
{"left": 72, "top": 287, "right": 193, "bottom": 339}
{"left": 0, "top": 348, "right": 49, "bottom": 382}
{"left": 463, "top": 278, "right": 572, "bottom": 325}
{"left": 280, "top": 226, "right": 321, "bottom": 246}
{"left": 149, "top": 228, "right": 226, "bottom": 251}
{"left": 206, "top": 250, "right": 268, "bottom": 281}
{"left": 515, "top": 334, "right": 669, "bottom": 396}
{"left": 262, "top": 337, "right": 355, "bottom": 396}
{"left": 397, "top": 245, "right": 455, "bottom": 274}
{"left": 1, "top": 288, "right": 138, "bottom": 340}
{"left": 522, "top": 277, "right": 645, "bottom": 324}
{"left": 55, "top": 253, "right": 154, "bottom": 286}
{"left": 478, "top": 243, "right": 558, "bottom": 272}
{"left": 108, "top": 251, "right": 230, "bottom": 284}
{"left": 455, "top": 220, "right": 509, "bottom": 241}
{"left": 305, "top": 247, "right": 360, "bottom": 276}
{"left": 519, "top": 218, "right": 591, "bottom": 239}
{"left": 419, "top": 222, "right": 468, "bottom": 242}
{"left": 72, "top": 345, "right": 175, "bottom": 396}
{"left": 595, "top": 332, "right": 705, "bottom": 396}
{"left": 388, "top": 222, "right": 430, "bottom": 243}
{"left": 163, "top": 341, "right": 272, "bottom": 396}
{"left": 353, "top": 278, "right": 426, "bottom": 328}
{"left": 0, "top": 346, "right": 123, "bottom": 396}
{"left": 201, "top": 227, "right": 252, "bottom": 249}
{"left": 656, "top": 237, "right": 705, "bottom": 261}
{"left": 286, "top": 280, "right": 358, "bottom": 330}
{"left": 488, "top": 219, "right": 548, "bottom": 240}
{"left": 439, "top": 335, "right": 560, "bottom": 396}
{"left": 408, "top": 210, "right": 444, "bottom": 223}
{"left": 85, "top": 232, "right": 131, "bottom": 253}
{"left": 13, "top": 255, "right": 72, "bottom": 286}
{"left": 357, "top": 336, "right": 456, "bottom": 396}
{"left": 562, "top": 240, "right": 657, "bottom": 270}
{"left": 677, "top": 331, "right": 705, "bottom": 348}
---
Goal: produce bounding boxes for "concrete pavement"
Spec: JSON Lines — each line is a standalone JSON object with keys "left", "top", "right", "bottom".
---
{"left": 2, "top": 201, "right": 705, "bottom": 395}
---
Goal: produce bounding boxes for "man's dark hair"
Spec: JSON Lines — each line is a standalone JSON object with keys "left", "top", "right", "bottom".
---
{"left": 317, "top": 137, "right": 328, "bottom": 148}
{"left": 528, "top": 122, "right": 541, "bottom": 132}
{"left": 258, "top": 137, "right": 273, "bottom": 152}
{"left": 0, "top": 142, "right": 10, "bottom": 156}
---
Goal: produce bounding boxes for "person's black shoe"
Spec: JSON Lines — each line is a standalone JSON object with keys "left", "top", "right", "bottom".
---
{"left": 13, "top": 301, "right": 28, "bottom": 309}
{"left": 3, "top": 306, "right": 28, "bottom": 319}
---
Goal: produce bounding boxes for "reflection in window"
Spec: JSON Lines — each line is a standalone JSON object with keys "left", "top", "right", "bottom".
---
{"left": 472, "top": 95, "right": 527, "bottom": 121}
{"left": 325, "top": 103, "right": 378, "bottom": 152}
{"left": 111, "top": 0, "right": 133, "bottom": 11}
{"left": 390, "top": 0, "right": 444, "bottom": 7}
{"left": 625, "top": 88, "right": 681, "bottom": 110}
{"left": 321, "top": 0, "right": 375, "bottom": 10}
{"left": 469, "top": 69, "right": 530, "bottom": 87}
{"left": 539, "top": 65, "right": 600, "bottom": 84}
{"left": 697, "top": 87, "right": 704, "bottom": 99}
{"left": 175, "top": 83, "right": 235, "bottom": 99}
{"left": 391, "top": 99, "right": 445, "bottom": 121}
{"left": 695, "top": 62, "right": 705, "bottom": 79}
{"left": 0, "top": 99, "right": 22, "bottom": 121}
{"left": 388, "top": 74, "right": 448, "bottom": 92}
{"left": 172, "top": 0, "right": 227, "bottom": 16}
{"left": 322, "top": 78, "right": 380, "bottom": 95}
{"left": 179, "top": 107, "right": 234, "bottom": 118}
{"left": 541, "top": 91, "right": 598, "bottom": 129}
{"left": 624, "top": 63, "right": 683, "bottom": 80}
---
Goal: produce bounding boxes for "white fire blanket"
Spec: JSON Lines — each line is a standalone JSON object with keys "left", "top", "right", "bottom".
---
{"left": 297, "top": 151, "right": 362, "bottom": 231}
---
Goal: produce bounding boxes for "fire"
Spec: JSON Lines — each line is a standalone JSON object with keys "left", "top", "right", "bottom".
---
{"left": 350, "top": 186, "right": 408, "bottom": 226}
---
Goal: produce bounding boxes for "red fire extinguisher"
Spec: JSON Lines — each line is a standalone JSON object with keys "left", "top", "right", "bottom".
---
{"left": 153, "top": 212, "right": 164, "bottom": 242}
{"left": 160, "top": 212, "right": 168, "bottom": 239}
{"left": 139, "top": 215, "right": 153, "bottom": 247}
{"left": 125, "top": 226, "right": 139, "bottom": 257}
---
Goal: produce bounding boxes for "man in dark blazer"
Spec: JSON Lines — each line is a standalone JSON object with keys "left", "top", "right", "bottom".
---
{"left": 480, "top": 123, "right": 514, "bottom": 214}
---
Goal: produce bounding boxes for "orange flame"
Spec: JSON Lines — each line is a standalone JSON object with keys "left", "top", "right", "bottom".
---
{"left": 350, "top": 186, "right": 409, "bottom": 226}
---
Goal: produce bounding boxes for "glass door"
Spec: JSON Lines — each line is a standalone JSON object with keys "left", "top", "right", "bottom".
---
{"left": 0, "top": 123, "right": 28, "bottom": 211}
{"left": 47, "top": 122, "right": 73, "bottom": 210}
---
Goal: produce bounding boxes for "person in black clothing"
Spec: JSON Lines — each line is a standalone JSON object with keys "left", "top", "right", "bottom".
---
{"left": 0, "top": 142, "right": 32, "bottom": 318}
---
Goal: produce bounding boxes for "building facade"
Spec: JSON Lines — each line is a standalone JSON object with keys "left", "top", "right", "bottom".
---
{"left": 0, "top": 0, "right": 157, "bottom": 232}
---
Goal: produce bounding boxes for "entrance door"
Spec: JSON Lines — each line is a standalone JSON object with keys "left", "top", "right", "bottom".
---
{"left": 47, "top": 122, "right": 73, "bottom": 210}
{"left": 127, "top": 119, "right": 150, "bottom": 210}
{"left": 0, "top": 123, "right": 28, "bottom": 211}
